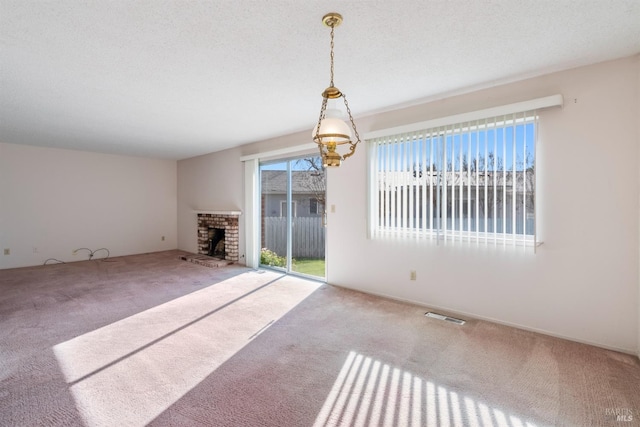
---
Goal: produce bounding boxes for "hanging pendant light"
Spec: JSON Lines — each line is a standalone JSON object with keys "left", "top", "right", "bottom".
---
{"left": 313, "top": 12, "right": 361, "bottom": 168}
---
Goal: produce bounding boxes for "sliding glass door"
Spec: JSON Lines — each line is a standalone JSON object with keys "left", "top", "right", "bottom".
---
{"left": 260, "top": 156, "right": 326, "bottom": 279}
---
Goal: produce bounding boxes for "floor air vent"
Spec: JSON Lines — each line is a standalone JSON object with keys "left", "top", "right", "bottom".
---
{"left": 425, "top": 312, "right": 466, "bottom": 325}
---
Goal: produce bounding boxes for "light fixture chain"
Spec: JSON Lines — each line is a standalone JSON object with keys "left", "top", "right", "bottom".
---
{"left": 342, "top": 93, "right": 361, "bottom": 144}
{"left": 314, "top": 96, "right": 328, "bottom": 141}
{"left": 329, "top": 25, "right": 335, "bottom": 87}
{"left": 315, "top": 97, "right": 328, "bottom": 161}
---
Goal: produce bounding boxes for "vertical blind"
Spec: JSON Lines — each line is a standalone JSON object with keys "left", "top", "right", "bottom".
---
{"left": 368, "top": 111, "right": 539, "bottom": 247}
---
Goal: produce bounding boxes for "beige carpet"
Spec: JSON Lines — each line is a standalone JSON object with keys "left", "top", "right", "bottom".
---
{"left": 1, "top": 250, "right": 638, "bottom": 426}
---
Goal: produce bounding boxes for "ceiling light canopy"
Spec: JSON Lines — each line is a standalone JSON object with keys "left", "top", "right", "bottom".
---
{"left": 313, "top": 12, "right": 361, "bottom": 168}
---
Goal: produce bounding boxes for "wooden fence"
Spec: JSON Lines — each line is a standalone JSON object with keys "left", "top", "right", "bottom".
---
{"left": 263, "top": 216, "right": 532, "bottom": 259}
{"left": 263, "top": 217, "right": 325, "bottom": 259}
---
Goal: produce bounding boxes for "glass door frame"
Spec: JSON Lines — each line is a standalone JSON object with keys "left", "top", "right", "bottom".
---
{"left": 259, "top": 155, "right": 326, "bottom": 280}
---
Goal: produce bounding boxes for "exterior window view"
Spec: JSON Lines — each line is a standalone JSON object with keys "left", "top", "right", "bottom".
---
{"left": 370, "top": 113, "right": 537, "bottom": 244}
{"left": 260, "top": 156, "right": 326, "bottom": 277}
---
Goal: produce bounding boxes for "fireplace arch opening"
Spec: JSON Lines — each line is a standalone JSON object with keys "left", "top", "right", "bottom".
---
{"left": 208, "top": 227, "right": 225, "bottom": 258}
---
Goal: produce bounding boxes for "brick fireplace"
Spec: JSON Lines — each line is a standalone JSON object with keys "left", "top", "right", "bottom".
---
{"left": 196, "top": 211, "right": 241, "bottom": 262}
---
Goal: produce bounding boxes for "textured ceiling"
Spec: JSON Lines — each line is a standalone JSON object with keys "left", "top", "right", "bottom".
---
{"left": 1, "top": 1, "right": 639, "bottom": 160}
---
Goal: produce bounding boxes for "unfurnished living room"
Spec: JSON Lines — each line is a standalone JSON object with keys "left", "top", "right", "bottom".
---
{"left": 1, "top": 1, "right": 640, "bottom": 426}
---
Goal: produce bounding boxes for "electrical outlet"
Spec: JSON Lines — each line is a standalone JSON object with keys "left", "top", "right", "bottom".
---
{"left": 161, "top": 236, "right": 165, "bottom": 241}
{"left": 331, "top": 204, "right": 336, "bottom": 213}
{"left": 410, "top": 270, "right": 417, "bottom": 281}
{"left": 3, "top": 248, "right": 9, "bottom": 256}
{"left": 33, "top": 247, "right": 38, "bottom": 254}
{"left": 72, "top": 250, "right": 77, "bottom": 256}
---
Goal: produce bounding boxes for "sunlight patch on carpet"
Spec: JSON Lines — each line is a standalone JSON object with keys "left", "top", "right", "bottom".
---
{"left": 53, "top": 270, "right": 321, "bottom": 427}
{"left": 313, "top": 351, "right": 542, "bottom": 427}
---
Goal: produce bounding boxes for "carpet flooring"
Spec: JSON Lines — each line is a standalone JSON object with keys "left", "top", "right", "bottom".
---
{"left": 1, "top": 250, "right": 639, "bottom": 426}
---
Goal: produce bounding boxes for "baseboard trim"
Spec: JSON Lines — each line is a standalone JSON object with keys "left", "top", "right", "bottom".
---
{"left": 330, "top": 283, "right": 637, "bottom": 356}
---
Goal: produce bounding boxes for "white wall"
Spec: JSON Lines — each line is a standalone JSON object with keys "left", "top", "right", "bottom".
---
{"left": 326, "top": 56, "right": 640, "bottom": 354}
{"left": 0, "top": 143, "right": 177, "bottom": 269}
{"left": 177, "top": 147, "right": 245, "bottom": 260}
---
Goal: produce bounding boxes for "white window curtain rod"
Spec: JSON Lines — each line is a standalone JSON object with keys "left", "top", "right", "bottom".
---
{"left": 364, "top": 94, "right": 563, "bottom": 141}
{"left": 239, "top": 143, "right": 317, "bottom": 162}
